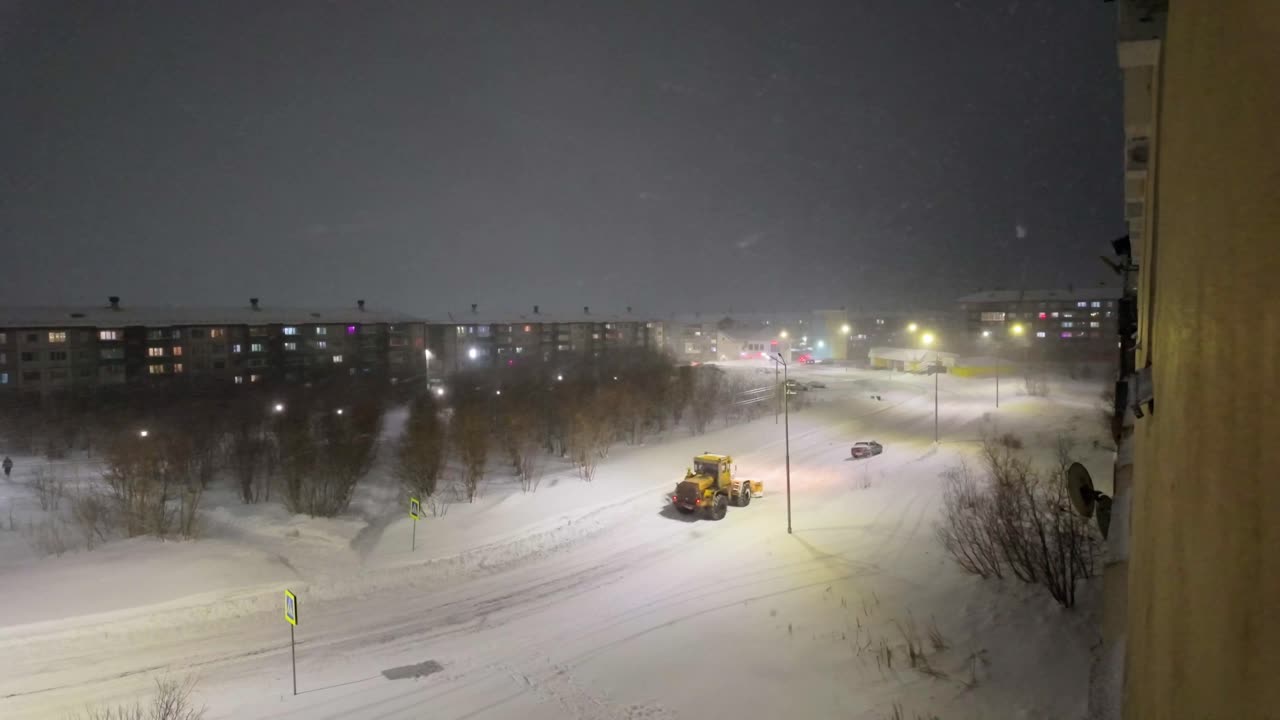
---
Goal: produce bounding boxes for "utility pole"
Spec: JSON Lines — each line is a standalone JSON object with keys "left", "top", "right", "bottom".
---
{"left": 773, "top": 352, "right": 792, "bottom": 534}
{"left": 934, "top": 359, "right": 940, "bottom": 444}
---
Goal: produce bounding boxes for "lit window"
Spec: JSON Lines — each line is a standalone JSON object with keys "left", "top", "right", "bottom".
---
{"left": 695, "top": 330, "right": 702, "bottom": 336}
{"left": 148, "top": 347, "right": 166, "bottom": 357}
{"left": 48, "top": 331, "right": 67, "bottom": 343}
{"left": 1060, "top": 332, "right": 1072, "bottom": 339}
{"left": 234, "top": 375, "right": 244, "bottom": 384}
{"left": 283, "top": 327, "right": 298, "bottom": 336}
{"left": 1090, "top": 321, "right": 1101, "bottom": 328}
{"left": 98, "top": 330, "right": 120, "bottom": 341}
{"left": 1076, "top": 301, "right": 1087, "bottom": 308}
{"left": 980, "top": 312, "right": 1006, "bottom": 322}
{"left": 0, "top": 372, "right": 7, "bottom": 385}
{"left": 210, "top": 328, "right": 226, "bottom": 338}
{"left": 456, "top": 325, "right": 466, "bottom": 336}
{"left": 1062, "top": 322, "right": 1074, "bottom": 328}
{"left": 148, "top": 364, "right": 167, "bottom": 375}
{"left": 1036, "top": 331, "right": 1046, "bottom": 338}
{"left": 284, "top": 342, "right": 297, "bottom": 351}
{"left": 249, "top": 374, "right": 261, "bottom": 383}
{"left": 346, "top": 325, "right": 357, "bottom": 335}
{"left": 1091, "top": 301, "right": 1102, "bottom": 308}
{"left": 173, "top": 363, "right": 184, "bottom": 374}
{"left": 250, "top": 343, "right": 265, "bottom": 353}
{"left": 315, "top": 340, "right": 328, "bottom": 349}
{"left": 332, "top": 354, "right": 344, "bottom": 363}
{"left": 172, "top": 346, "right": 183, "bottom": 357}
{"left": 232, "top": 343, "right": 243, "bottom": 353}
{"left": 1063, "top": 312, "right": 1074, "bottom": 318}
{"left": 0, "top": 332, "right": 5, "bottom": 343}
{"left": 524, "top": 325, "right": 532, "bottom": 333}
{"left": 315, "top": 327, "right": 327, "bottom": 335}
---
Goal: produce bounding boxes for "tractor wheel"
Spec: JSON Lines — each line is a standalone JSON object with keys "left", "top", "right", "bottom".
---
{"left": 708, "top": 494, "right": 728, "bottom": 521}
{"left": 738, "top": 486, "right": 752, "bottom": 507}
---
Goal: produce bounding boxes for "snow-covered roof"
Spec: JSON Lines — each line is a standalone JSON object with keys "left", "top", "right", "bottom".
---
{"left": 439, "top": 307, "right": 661, "bottom": 325}
{"left": 0, "top": 304, "right": 664, "bottom": 330}
{"left": 867, "top": 347, "right": 959, "bottom": 363}
{"left": 956, "top": 287, "right": 1121, "bottom": 304}
{"left": 0, "top": 304, "right": 422, "bottom": 329}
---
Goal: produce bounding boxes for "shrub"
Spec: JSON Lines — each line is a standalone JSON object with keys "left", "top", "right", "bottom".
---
{"left": 935, "top": 436, "right": 1100, "bottom": 608}
{"left": 68, "top": 676, "right": 205, "bottom": 720}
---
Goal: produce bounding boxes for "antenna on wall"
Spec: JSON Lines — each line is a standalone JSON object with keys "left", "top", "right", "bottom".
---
{"left": 1066, "top": 462, "right": 1112, "bottom": 539}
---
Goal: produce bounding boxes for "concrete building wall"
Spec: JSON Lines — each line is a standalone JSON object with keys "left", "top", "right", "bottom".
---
{"left": 1121, "top": 3, "right": 1280, "bottom": 718}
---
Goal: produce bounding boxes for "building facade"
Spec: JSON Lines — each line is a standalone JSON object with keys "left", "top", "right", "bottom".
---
{"left": 1097, "top": 3, "right": 1280, "bottom": 719}
{"left": 0, "top": 298, "right": 426, "bottom": 393}
{"left": 431, "top": 305, "right": 665, "bottom": 375}
{"left": 957, "top": 288, "right": 1121, "bottom": 360}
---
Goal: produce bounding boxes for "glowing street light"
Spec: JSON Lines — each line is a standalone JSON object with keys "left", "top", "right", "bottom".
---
{"left": 779, "top": 330, "right": 789, "bottom": 339}
{"left": 467, "top": 347, "right": 478, "bottom": 360}
{"left": 817, "top": 339, "right": 825, "bottom": 349}
{"left": 335, "top": 408, "right": 345, "bottom": 416}
{"left": 273, "top": 402, "right": 285, "bottom": 413}
{"left": 907, "top": 322, "right": 919, "bottom": 333}
{"left": 556, "top": 373, "right": 564, "bottom": 382}
{"left": 434, "top": 387, "right": 445, "bottom": 397}
{"left": 840, "top": 324, "right": 851, "bottom": 335}
{"left": 921, "top": 332, "right": 936, "bottom": 346}
{"left": 138, "top": 429, "right": 149, "bottom": 438}
{"left": 1010, "top": 323, "right": 1026, "bottom": 336}
{"left": 982, "top": 329, "right": 991, "bottom": 338}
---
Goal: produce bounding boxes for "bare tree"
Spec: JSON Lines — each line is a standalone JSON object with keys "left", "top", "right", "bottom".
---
{"left": 502, "top": 394, "right": 546, "bottom": 492}
{"left": 397, "top": 392, "right": 446, "bottom": 499}
{"left": 688, "top": 366, "right": 725, "bottom": 434}
{"left": 278, "top": 386, "right": 383, "bottom": 517}
{"left": 452, "top": 399, "right": 489, "bottom": 501}
{"left": 228, "top": 395, "right": 271, "bottom": 503}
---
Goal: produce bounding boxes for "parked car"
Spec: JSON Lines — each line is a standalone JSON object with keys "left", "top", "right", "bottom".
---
{"left": 785, "top": 379, "right": 809, "bottom": 392}
{"left": 807, "top": 380, "right": 827, "bottom": 389}
{"left": 850, "top": 441, "right": 884, "bottom": 459}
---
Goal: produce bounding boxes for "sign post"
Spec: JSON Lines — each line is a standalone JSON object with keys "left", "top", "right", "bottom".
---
{"left": 284, "top": 590, "right": 298, "bottom": 696}
{"left": 409, "top": 497, "right": 421, "bottom": 552}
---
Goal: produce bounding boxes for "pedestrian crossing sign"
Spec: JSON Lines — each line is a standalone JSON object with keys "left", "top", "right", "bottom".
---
{"left": 284, "top": 590, "right": 298, "bottom": 626}
{"left": 409, "top": 497, "right": 421, "bottom": 520}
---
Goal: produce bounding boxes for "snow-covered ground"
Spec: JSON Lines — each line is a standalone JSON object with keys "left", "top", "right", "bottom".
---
{"left": 0, "top": 367, "right": 1112, "bottom": 719}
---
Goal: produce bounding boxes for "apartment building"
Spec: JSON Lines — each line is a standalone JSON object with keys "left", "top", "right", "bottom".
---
{"left": 0, "top": 297, "right": 426, "bottom": 393}
{"left": 431, "top": 305, "right": 665, "bottom": 375}
{"left": 1095, "top": 2, "right": 1280, "bottom": 719}
{"left": 956, "top": 287, "right": 1121, "bottom": 359}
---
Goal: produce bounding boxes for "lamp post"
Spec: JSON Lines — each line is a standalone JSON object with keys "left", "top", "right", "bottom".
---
{"left": 921, "top": 332, "right": 939, "bottom": 444}
{"left": 769, "top": 352, "right": 792, "bottom": 534}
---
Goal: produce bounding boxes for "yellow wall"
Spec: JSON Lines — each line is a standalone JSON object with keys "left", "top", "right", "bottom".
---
{"left": 1124, "top": 3, "right": 1280, "bottom": 717}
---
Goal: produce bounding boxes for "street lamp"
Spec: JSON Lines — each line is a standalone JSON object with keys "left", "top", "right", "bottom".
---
{"left": 434, "top": 386, "right": 445, "bottom": 397}
{"left": 138, "top": 429, "right": 149, "bottom": 438}
{"left": 335, "top": 408, "right": 345, "bottom": 416}
{"left": 921, "top": 332, "right": 935, "bottom": 347}
{"left": 273, "top": 402, "right": 285, "bottom": 413}
{"left": 840, "top": 324, "right": 851, "bottom": 335}
{"left": 424, "top": 348, "right": 432, "bottom": 377}
{"left": 766, "top": 352, "right": 793, "bottom": 535}
{"left": 779, "top": 330, "right": 789, "bottom": 339}
{"left": 982, "top": 329, "right": 991, "bottom": 338}
{"left": 907, "top": 322, "right": 919, "bottom": 333}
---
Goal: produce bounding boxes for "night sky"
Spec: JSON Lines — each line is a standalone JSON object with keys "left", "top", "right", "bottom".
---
{"left": 1, "top": 1, "right": 1122, "bottom": 316}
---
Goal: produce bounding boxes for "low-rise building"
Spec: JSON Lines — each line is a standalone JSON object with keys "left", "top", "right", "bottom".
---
{"left": 956, "top": 288, "right": 1121, "bottom": 359}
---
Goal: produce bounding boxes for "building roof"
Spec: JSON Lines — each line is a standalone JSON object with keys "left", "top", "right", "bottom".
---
{"left": 437, "top": 307, "right": 661, "bottom": 325}
{"left": 956, "top": 287, "right": 1121, "bottom": 304}
{"left": 0, "top": 303, "right": 664, "bottom": 330}
{"left": 0, "top": 304, "right": 422, "bottom": 329}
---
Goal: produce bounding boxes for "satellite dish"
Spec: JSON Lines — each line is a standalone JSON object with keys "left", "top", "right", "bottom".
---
{"left": 1066, "top": 462, "right": 1097, "bottom": 518}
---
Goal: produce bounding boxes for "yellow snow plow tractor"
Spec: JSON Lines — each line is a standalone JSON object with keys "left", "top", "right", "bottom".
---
{"left": 671, "top": 454, "right": 764, "bottom": 520}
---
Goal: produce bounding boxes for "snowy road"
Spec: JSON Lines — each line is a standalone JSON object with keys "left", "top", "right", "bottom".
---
{"left": 0, "top": 368, "right": 1107, "bottom": 719}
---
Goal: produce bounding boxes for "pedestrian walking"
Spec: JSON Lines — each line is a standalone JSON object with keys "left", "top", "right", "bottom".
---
{"left": 2, "top": 456, "right": 12, "bottom": 479}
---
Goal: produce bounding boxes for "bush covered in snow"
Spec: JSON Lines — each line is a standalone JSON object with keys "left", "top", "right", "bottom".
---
{"left": 935, "top": 435, "right": 1100, "bottom": 608}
